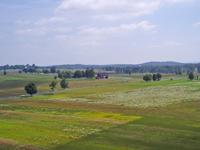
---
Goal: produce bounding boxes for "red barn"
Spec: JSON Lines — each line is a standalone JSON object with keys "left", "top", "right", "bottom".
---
{"left": 96, "top": 73, "right": 108, "bottom": 79}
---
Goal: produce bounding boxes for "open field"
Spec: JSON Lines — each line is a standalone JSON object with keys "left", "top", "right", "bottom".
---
{"left": 0, "top": 73, "right": 200, "bottom": 149}
{"left": 0, "top": 73, "right": 142, "bottom": 98}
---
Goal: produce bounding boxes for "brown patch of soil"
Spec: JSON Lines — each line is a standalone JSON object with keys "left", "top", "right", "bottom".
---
{"left": 0, "top": 138, "right": 41, "bottom": 150}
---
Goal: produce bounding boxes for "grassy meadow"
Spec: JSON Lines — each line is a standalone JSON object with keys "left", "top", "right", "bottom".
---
{"left": 0, "top": 72, "right": 142, "bottom": 98}
{"left": 0, "top": 72, "right": 200, "bottom": 149}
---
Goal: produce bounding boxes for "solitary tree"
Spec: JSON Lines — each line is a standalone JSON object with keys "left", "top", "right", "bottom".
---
{"left": 153, "top": 74, "right": 156, "bottom": 81}
{"left": 4, "top": 70, "right": 7, "bottom": 75}
{"left": 60, "top": 78, "right": 68, "bottom": 89}
{"left": 143, "top": 74, "right": 152, "bottom": 82}
{"left": 54, "top": 76, "right": 57, "bottom": 80}
{"left": 19, "top": 70, "right": 22, "bottom": 73}
{"left": 49, "top": 81, "right": 57, "bottom": 91}
{"left": 129, "top": 71, "right": 131, "bottom": 75}
{"left": 25, "top": 82, "right": 37, "bottom": 96}
{"left": 188, "top": 72, "right": 194, "bottom": 80}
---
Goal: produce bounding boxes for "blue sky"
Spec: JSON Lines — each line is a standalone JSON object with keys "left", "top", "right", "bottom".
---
{"left": 0, "top": 0, "right": 200, "bottom": 66}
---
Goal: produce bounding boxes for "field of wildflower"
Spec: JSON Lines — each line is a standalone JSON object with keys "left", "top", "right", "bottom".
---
{"left": 43, "top": 82, "right": 200, "bottom": 108}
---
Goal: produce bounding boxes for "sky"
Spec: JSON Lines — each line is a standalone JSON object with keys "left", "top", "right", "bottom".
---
{"left": 0, "top": 0, "right": 200, "bottom": 66}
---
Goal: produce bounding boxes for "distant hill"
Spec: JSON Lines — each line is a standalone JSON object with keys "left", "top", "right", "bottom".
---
{"left": 38, "top": 61, "right": 191, "bottom": 69}
{"left": 139, "top": 61, "right": 185, "bottom": 66}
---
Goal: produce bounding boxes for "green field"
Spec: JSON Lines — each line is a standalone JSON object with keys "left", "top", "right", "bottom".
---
{"left": 0, "top": 73, "right": 200, "bottom": 150}
{"left": 0, "top": 73, "right": 142, "bottom": 98}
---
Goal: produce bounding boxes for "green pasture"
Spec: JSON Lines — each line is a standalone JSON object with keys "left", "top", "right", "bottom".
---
{"left": 32, "top": 80, "right": 192, "bottom": 100}
{"left": 0, "top": 73, "right": 200, "bottom": 150}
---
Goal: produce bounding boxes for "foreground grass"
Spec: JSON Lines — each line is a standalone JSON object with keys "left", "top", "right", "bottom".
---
{"left": 0, "top": 105, "right": 140, "bottom": 149}
{"left": 0, "top": 79, "right": 200, "bottom": 149}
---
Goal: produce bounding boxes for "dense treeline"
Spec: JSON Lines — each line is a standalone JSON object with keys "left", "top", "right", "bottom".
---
{"left": 1, "top": 63, "right": 200, "bottom": 74}
{"left": 115, "top": 64, "right": 198, "bottom": 74}
{"left": 0, "top": 64, "right": 37, "bottom": 70}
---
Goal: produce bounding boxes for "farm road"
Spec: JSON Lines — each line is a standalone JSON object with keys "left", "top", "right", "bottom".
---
{"left": 0, "top": 79, "right": 171, "bottom": 102}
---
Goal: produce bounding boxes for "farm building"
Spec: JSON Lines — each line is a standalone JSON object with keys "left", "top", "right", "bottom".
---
{"left": 96, "top": 73, "right": 108, "bottom": 79}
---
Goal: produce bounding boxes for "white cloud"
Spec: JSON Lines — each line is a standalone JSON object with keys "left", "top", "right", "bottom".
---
{"left": 54, "top": 0, "right": 192, "bottom": 21}
{"left": 14, "top": 28, "right": 48, "bottom": 36}
{"left": 15, "top": 20, "right": 31, "bottom": 25}
{"left": 55, "top": 0, "right": 162, "bottom": 20}
{"left": 194, "top": 22, "right": 200, "bottom": 26}
{"left": 166, "top": 0, "right": 192, "bottom": 3}
{"left": 79, "top": 21, "right": 157, "bottom": 35}
{"left": 35, "top": 17, "right": 65, "bottom": 25}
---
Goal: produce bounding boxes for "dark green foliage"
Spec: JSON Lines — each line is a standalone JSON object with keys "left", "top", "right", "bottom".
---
{"left": 49, "top": 81, "right": 57, "bottom": 91}
{"left": 54, "top": 76, "right": 57, "bottom": 80}
{"left": 60, "top": 78, "right": 68, "bottom": 89}
{"left": 58, "top": 71, "right": 72, "bottom": 79}
{"left": 19, "top": 70, "right": 22, "bottom": 73}
{"left": 188, "top": 72, "right": 194, "bottom": 80}
{"left": 81, "top": 71, "right": 85, "bottom": 77}
{"left": 50, "top": 66, "right": 56, "bottom": 73}
{"left": 3, "top": 70, "right": 7, "bottom": 75}
{"left": 153, "top": 74, "right": 156, "bottom": 81}
{"left": 44, "top": 69, "right": 49, "bottom": 74}
{"left": 143, "top": 74, "right": 152, "bottom": 82}
{"left": 24, "top": 82, "right": 37, "bottom": 96}
{"left": 156, "top": 73, "right": 162, "bottom": 79}
{"left": 74, "top": 70, "right": 82, "bottom": 78}
{"left": 87, "top": 69, "right": 95, "bottom": 78}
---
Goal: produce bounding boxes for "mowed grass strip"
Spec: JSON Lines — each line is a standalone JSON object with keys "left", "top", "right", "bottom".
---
{"left": 54, "top": 115, "right": 200, "bottom": 150}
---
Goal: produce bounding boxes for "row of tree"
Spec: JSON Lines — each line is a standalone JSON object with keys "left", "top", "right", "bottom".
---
{"left": 143, "top": 72, "right": 195, "bottom": 82}
{"left": 143, "top": 73, "right": 162, "bottom": 82}
{"left": 57, "top": 69, "right": 95, "bottom": 79}
{"left": 25, "top": 78, "right": 69, "bottom": 96}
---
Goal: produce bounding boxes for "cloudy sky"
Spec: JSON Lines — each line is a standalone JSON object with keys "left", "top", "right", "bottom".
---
{"left": 0, "top": 0, "right": 200, "bottom": 66}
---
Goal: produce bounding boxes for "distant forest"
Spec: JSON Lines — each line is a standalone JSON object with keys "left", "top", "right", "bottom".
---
{"left": 1, "top": 62, "right": 200, "bottom": 74}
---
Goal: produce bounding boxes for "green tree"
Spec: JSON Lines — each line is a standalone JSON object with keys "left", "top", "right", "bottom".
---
{"left": 54, "top": 76, "right": 57, "bottom": 80}
{"left": 88, "top": 69, "right": 95, "bottom": 78}
{"left": 81, "top": 71, "right": 86, "bottom": 77}
{"left": 153, "top": 74, "right": 156, "bottom": 81}
{"left": 188, "top": 72, "right": 194, "bottom": 80}
{"left": 19, "top": 70, "right": 22, "bottom": 73}
{"left": 4, "top": 70, "right": 7, "bottom": 75}
{"left": 60, "top": 78, "right": 68, "bottom": 89}
{"left": 156, "top": 73, "right": 162, "bottom": 80}
{"left": 50, "top": 66, "right": 56, "bottom": 73}
{"left": 25, "top": 82, "right": 37, "bottom": 96}
{"left": 73, "top": 70, "right": 82, "bottom": 78}
{"left": 44, "top": 69, "right": 49, "bottom": 74}
{"left": 143, "top": 74, "right": 152, "bottom": 82}
{"left": 49, "top": 81, "right": 57, "bottom": 91}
